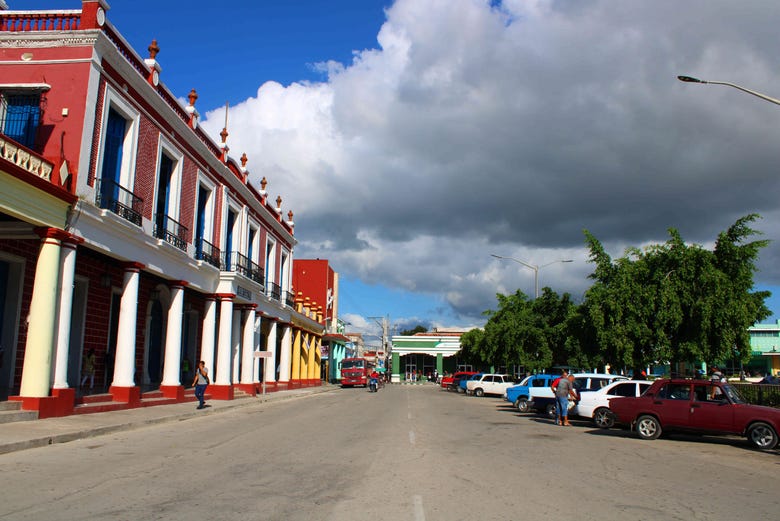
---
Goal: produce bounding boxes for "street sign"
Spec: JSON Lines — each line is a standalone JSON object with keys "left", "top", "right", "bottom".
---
{"left": 254, "top": 351, "right": 273, "bottom": 358}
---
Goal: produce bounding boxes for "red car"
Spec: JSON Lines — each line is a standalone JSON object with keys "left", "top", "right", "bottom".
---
{"left": 608, "top": 378, "right": 780, "bottom": 450}
{"left": 444, "top": 371, "right": 477, "bottom": 392}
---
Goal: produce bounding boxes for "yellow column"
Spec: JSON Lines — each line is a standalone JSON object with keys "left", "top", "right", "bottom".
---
{"left": 300, "top": 332, "right": 310, "bottom": 381}
{"left": 291, "top": 327, "right": 301, "bottom": 381}
{"left": 20, "top": 228, "right": 65, "bottom": 397}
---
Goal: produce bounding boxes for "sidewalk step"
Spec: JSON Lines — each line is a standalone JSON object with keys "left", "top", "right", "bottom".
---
{"left": 77, "top": 393, "right": 114, "bottom": 405}
{"left": 139, "top": 397, "right": 178, "bottom": 407}
{"left": 73, "top": 401, "right": 129, "bottom": 414}
{"left": 0, "top": 400, "right": 22, "bottom": 412}
{"left": 0, "top": 408, "right": 38, "bottom": 424}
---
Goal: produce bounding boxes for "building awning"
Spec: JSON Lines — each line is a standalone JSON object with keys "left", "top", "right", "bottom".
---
{"left": 323, "top": 334, "right": 350, "bottom": 343}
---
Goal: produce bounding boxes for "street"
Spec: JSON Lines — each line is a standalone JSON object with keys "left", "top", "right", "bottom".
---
{"left": 1, "top": 385, "right": 778, "bottom": 521}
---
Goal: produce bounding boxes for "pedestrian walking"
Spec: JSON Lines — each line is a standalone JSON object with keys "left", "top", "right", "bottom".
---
{"left": 191, "top": 360, "right": 210, "bottom": 409}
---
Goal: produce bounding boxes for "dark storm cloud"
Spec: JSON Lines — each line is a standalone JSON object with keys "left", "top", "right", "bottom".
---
{"left": 204, "top": 0, "right": 780, "bottom": 323}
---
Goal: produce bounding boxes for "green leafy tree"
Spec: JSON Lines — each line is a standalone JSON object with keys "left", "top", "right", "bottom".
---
{"left": 399, "top": 325, "right": 427, "bottom": 336}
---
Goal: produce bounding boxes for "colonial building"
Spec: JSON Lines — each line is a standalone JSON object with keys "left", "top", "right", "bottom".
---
{"left": 292, "top": 259, "right": 350, "bottom": 382}
{"left": 747, "top": 321, "right": 780, "bottom": 377}
{"left": 0, "top": 1, "right": 324, "bottom": 418}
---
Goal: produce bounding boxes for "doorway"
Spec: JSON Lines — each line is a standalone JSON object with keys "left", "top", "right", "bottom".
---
{"left": 0, "top": 257, "right": 23, "bottom": 399}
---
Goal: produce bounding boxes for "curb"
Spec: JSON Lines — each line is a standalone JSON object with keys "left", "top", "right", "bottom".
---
{"left": 0, "top": 386, "right": 337, "bottom": 455}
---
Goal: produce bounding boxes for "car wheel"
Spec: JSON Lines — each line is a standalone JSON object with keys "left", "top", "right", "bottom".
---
{"left": 635, "top": 415, "right": 661, "bottom": 440}
{"left": 457, "top": 387, "right": 465, "bottom": 394}
{"left": 545, "top": 403, "right": 557, "bottom": 418}
{"left": 515, "top": 397, "right": 530, "bottom": 413}
{"left": 747, "top": 422, "right": 779, "bottom": 450}
{"left": 593, "top": 407, "right": 615, "bottom": 429}
{"left": 475, "top": 388, "right": 484, "bottom": 397}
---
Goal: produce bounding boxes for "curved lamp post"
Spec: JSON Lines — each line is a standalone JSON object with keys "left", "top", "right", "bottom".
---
{"left": 490, "top": 254, "right": 573, "bottom": 299}
{"left": 677, "top": 75, "right": 780, "bottom": 106}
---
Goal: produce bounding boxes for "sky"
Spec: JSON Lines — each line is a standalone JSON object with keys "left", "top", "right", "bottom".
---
{"left": 23, "top": 0, "right": 780, "bottom": 336}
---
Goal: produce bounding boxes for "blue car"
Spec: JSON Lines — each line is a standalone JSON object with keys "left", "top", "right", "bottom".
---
{"left": 459, "top": 373, "right": 483, "bottom": 393}
{"left": 505, "top": 374, "right": 556, "bottom": 412}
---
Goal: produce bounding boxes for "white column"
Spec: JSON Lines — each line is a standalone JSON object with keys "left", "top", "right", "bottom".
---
{"left": 264, "top": 320, "right": 277, "bottom": 383}
{"left": 278, "top": 324, "right": 291, "bottom": 382}
{"left": 200, "top": 296, "right": 216, "bottom": 373}
{"left": 161, "top": 282, "right": 186, "bottom": 386}
{"left": 19, "top": 229, "right": 64, "bottom": 397}
{"left": 215, "top": 295, "right": 233, "bottom": 385}
{"left": 240, "top": 306, "right": 256, "bottom": 384}
{"left": 231, "top": 308, "right": 241, "bottom": 383}
{"left": 52, "top": 236, "right": 80, "bottom": 389}
{"left": 252, "top": 315, "right": 262, "bottom": 383}
{"left": 111, "top": 263, "right": 143, "bottom": 388}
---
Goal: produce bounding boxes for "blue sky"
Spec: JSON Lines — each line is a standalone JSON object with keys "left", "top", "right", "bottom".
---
{"left": 23, "top": 0, "right": 780, "bottom": 334}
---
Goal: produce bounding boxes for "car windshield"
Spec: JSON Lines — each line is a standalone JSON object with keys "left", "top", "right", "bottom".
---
{"left": 519, "top": 376, "right": 532, "bottom": 385}
{"left": 722, "top": 384, "right": 744, "bottom": 404}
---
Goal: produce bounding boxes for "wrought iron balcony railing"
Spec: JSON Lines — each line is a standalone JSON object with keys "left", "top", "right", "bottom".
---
{"left": 266, "top": 281, "right": 281, "bottom": 301}
{"left": 154, "top": 213, "right": 188, "bottom": 251}
{"left": 95, "top": 178, "right": 143, "bottom": 226}
{"left": 195, "top": 238, "right": 221, "bottom": 269}
{"left": 284, "top": 290, "right": 295, "bottom": 308}
{"left": 224, "top": 251, "right": 264, "bottom": 285}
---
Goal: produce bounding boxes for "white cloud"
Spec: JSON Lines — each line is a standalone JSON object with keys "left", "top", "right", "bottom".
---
{"left": 202, "top": 0, "right": 780, "bottom": 323}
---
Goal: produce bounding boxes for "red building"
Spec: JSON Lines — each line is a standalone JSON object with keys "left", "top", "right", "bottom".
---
{"left": 0, "top": 1, "right": 325, "bottom": 418}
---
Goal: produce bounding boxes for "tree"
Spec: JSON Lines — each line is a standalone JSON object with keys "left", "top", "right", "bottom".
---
{"left": 580, "top": 214, "right": 771, "bottom": 373}
{"left": 399, "top": 325, "right": 427, "bottom": 336}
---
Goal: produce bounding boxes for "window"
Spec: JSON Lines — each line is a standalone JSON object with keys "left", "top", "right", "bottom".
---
{"left": 0, "top": 91, "right": 43, "bottom": 149}
{"left": 608, "top": 383, "right": 636, "bottom": 397}
{"left": 658, "top": 384, "right": 690, "bottom": 401}
{"left": 194, "top": 181, "right": 218, "bottom": 267}
{"left": 152, "top": 139, "right": 184, "bottom": 250}
{"left": 532, "top": 379, "right": 547, "bottom": 387}
{"left": 95, "top": 93, "right": 140, "bottom": 225}
{"left": 224, "top": 207, "right": 239, "bottom": 269}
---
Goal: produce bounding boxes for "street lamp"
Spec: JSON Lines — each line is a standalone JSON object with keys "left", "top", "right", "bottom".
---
{"left": 490, "top": 254, "right": 573, "bottom": 299}
{"left": 677, "top": 75, "right": 780, "bottom": 106}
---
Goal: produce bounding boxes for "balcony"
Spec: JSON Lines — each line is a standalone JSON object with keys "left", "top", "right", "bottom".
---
{"left": 154, "top": 213, "right": 188, "bottom": 252}
{"left": 195, "top": 238, "right": 221, "bottom": 269}
{"left": 95, "top": 178, "right": 143, "bottom": 226}
{"left": 224, "top": 251, "right": 264, "bottom": 286}
{"left": 284, "top": 290, "right": 295, "bottom": 308}
{"left": 266, "top": 281, "right": 281, "bottom": 302}
{"left": 0, "top": 134, "right": 54, "bottom": 182}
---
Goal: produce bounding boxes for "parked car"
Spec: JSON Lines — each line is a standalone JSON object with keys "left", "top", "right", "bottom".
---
{"left": 460, "top": 373, "right": 484, "bottom": 394}
{"left": 447, "top": 371, "right": 477, "bottom": 392}
{"left": 608, "top": 378, "right": 780, "bottom": 450}
{"left": 505, "top": 374, "right": 556, "bottom": 412}
{"left": 528, "top": 373, "right": 628, "bottom": 416}
{"left": 573, "top": 380, "right": 652, "bottom": 428}
{"left": 467, "top": 374, "right": 515, "bottom": 397}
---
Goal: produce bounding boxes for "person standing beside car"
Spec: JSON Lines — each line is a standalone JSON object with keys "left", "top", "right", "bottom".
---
{"left": 555, "top": 373, "right": 578, "bottom": 426}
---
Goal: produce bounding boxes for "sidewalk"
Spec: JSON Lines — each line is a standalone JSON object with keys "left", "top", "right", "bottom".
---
{"left": 0, "top": 385, "right": 336, "bottom": 455}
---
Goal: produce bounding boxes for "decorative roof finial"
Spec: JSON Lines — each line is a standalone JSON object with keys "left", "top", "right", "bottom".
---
{"left": 148, "top": 39, "right": 160, "bottom": 60}
{"left": 188, "top": 88, "right": 198, "bottom": 106}
{"left": 260, "top": 177, "right": 267, "bottom": 191}
{"left": 287, "top": 210, "right": 294, "bottom": 222}
{"left": 276, "top": 195, "right": 282, "bottom": 211}
{"left": 240, "top": 153, "right": 248, "bottom": 168}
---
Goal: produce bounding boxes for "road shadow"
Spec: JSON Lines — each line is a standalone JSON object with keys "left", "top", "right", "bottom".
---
{"left": 583, "top": 426, "right": 780, "bottom": 454}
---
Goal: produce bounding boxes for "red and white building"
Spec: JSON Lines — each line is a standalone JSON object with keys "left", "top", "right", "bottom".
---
{"left": 0, "top": 1, "right": 326, "bottom": 418}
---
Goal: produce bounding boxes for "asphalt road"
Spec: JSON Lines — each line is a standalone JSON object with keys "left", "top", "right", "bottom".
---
{"left": 1, "top": 385, "right": 778, "bottom": 521}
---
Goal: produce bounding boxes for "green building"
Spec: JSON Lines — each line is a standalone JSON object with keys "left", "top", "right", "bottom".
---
{"left": 390, "top": 330, "right": 470, "bottom": 383}
{"left": 747, "top": 320, "right": 780, "bottom": 377}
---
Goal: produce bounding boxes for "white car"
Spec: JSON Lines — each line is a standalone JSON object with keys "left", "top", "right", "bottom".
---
{"left": 573, "top": 379, "right": 652, "bottom": 428}
{"left": 466, "top": 374, "right": 515, "bottom": 397}
{"left": 527, "top": 373, "right": 629, "bottom": 415}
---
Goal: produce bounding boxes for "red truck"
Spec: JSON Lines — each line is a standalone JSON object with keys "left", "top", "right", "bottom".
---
{"left": 340, "top": 357, "right": 373, "bottom": 387}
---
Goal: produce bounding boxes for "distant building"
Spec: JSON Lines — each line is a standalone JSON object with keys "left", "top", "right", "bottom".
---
{"left": 390, "top": 329, "right": 475, "bottom": 383}
{"left": 747, "top": 321, "right": 780, "bottom": 376}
